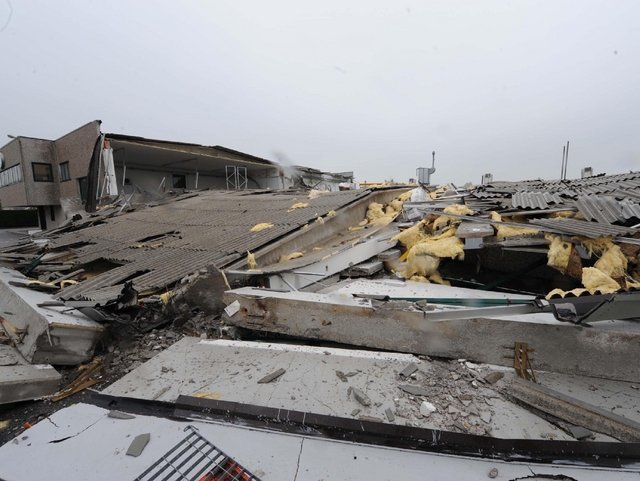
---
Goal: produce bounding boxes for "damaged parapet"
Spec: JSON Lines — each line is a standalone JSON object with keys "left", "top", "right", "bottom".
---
{"left": 0, "top": 267, "right": 104, "bottom": 365}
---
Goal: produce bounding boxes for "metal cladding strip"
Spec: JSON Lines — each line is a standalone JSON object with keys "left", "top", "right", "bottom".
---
{"left": 529, "top": 218, "right": 639, "bottom": 238}
{"left": 576, "top": 195, "right": 623, "bottom": 224}
{"left": 161, "top": 395, "right": 640, "bottom": 468}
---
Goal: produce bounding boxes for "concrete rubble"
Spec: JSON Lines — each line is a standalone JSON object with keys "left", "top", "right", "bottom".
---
{"left": 1, "top": 173, "right": 640, "bottom": 478}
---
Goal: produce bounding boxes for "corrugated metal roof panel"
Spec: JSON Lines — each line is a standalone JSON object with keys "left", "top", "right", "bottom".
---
{"left": 576, "top": 195, "right": 623, "bottom": 223}
{"left": 529, "top": 218, "right": 639, "bottom": 238}
{"left": 49, "top": 188, "right": 392, "bottom": 300}
{"left": 512, "top": 191, "right": 564, "bottom": 210}
{"left": 620, "top": 200, "right": 640, "bottom": 221}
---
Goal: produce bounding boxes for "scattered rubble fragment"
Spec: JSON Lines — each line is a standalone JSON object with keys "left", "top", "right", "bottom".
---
{"left": 126, "top": 433, "right": 150, "bottom": 457}
{"left": 257, "top": 368, "right": 286, "bottom": 384}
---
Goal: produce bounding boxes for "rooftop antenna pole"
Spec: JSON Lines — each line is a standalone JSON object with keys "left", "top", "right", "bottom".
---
{"left": 563, "top": 141, "right": 570, "bottom": 180}
{"left": 561, "top": 145, "right": 566, "bottom": 180}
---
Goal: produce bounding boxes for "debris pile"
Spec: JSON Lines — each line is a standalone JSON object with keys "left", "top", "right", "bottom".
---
{"left": 1, "top": 174, "right": 640, "bottom": 477}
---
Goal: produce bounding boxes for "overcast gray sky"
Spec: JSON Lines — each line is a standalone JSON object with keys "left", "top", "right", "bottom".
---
{"left": 1, "top": 1, "right": 639, "bottom": 185}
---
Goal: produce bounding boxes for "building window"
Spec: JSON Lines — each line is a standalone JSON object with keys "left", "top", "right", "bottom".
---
{"left": 49, "top": 205, "right": 56, "bottom": 222}
{"left": 0, "top": 165, "right": 23, "bottom": 188}
{"left": 59, "top": 162, "right": 71, "bottom": 182}
{"left": 32, "top": 163, "right": 54, "bottom": 182}
{"left": 77, "top": 177, "right": 88, "bottom": 202}
{"left": 172, "top": 174, "right": 186, "bottom": 189}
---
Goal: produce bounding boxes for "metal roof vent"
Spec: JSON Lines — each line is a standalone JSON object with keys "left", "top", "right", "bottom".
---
{"left": 581, "top": 167, "right": 593, "bottom": 179}
{"left": 416, "top": 151, "right": 436, "bottom": 185}
{"left": 482, "top": 173, "right": 493, "bottom": 184}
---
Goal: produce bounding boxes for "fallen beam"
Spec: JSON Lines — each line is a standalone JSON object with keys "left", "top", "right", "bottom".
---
{"left": 223, "top": 284, "right": 640, "bottom": 382}
{"left": 510, "top": 378, "right": 640, "bottom": 442}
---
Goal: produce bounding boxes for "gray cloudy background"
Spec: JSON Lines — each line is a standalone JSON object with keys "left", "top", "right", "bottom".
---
{"left": 1, "top": 1, "right": 639, "bottom": 185}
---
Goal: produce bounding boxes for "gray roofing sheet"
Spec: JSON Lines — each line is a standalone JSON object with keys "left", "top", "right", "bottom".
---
{"left": 576, "top": 195, "right": 624, "bottom": 224}
{"left": 575, "top": 195, "right": 640, "bottom": 224}
{"left": 528, "top": 218, "right": 639, "bottom": 238}
{"left": 49, "top": 188, "right": 386, "bottom": 300}
{"left": 512, "top": 191, "right": 564, "bottom": 209}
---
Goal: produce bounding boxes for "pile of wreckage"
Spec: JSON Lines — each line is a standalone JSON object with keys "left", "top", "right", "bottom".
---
{"left": 1, "top": 173, "right": 640, "bottom": 479}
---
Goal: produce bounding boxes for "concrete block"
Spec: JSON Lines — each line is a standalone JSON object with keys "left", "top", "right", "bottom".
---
{"left": 0, "top": 267, "right": 104, "bottom": 365}
{"left": 182, "top": 265, "right": 229, "bottom": 316}
{"left": 0, "top": 345, "right": 60, "bottom": 404}
{"left": 126, "top": 433, "right": 150, "bottom": 457}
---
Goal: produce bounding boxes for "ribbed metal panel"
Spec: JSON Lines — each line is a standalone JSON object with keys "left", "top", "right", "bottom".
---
{"left": 512, "top": 191, "right": 564, "bottom": 209}
{"left": 576, "top": 195, "right": 623, "bottom": 223}
{"left": 51, "top": 188, "right": 380, "bottom": 299}
{"left": 529, "top": 218, "right": 639, "bottom": 238}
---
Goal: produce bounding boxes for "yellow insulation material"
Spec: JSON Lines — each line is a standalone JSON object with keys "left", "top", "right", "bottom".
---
{"left": 390, "top": 223, "right": 456, "bottom": 251}
{"left": 594, "top": 245, "right": 627, "bottom": 277}
{"left": 326, "top": 210, "right": 336, "bottom": 217}
{"left": 288, "top": 202, "right": 309, "bottom": 212}
{"left": 627, "top": 279, "right": 640, "bottom": 289}
{"left": 246, "top": 251, "right": 257, "bottom": 270}
{"left": 545, "top": 287, "right": 590, "bottom": 299}
{"left": 398, "top": 190, "right": 413, "bottom": 202}
{"left": 250, "top": 223, "right": 274, "bottom": 233}
{"left": 308, "top": 190, "right": 329, "bottom": 199}
{"left": 409, "top": 276, "right": 430, "bottom": 283}
{"left": 428, "top": 272, "right": 450, "bottom": 286}
{"left": 545, "top": 234, "right": 571, "bottom": 271}
{"left": 279, "top": 252, "right": 304, "bottom": 263}
{"left": 412, "top": 236, "right": 465, "bottom": 260}
{"left": 369, "top": 214, "right": 396, "bottom": 227}
{"left": 548, "top": 211, "right": 576, "bottom": 218}
{"left": 443, "top": 204, "right": 474, "bottom": 216}
{"left": 403, "top": 251, "right": 440, "bottom": 278}
{"left": 349, "top": 226, "right": 364, "bottom": 232}
{"left": 582, "top": 267, "right": 620, "bottom": 294}
{"left": 577, "top": 237, "right": 614, "bottom": 257}
{"left": 490, "top": 211, "right": 539, "bottom": 240}
{"left": 315, "top": 217, "right": 324, "bottom": 224}
{"left": 390, "top": 199, "right": 404, "bottom": 212}
{"left": 366, "top": 203, "right": 386, "bottom": 221}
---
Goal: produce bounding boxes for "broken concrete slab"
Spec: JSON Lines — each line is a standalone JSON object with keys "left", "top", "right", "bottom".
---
{"left": 223, "top": 282, "right": 640, "bottom": 382}
{"left": 483, "top": 372, "right": 504, "bottom": 384}
{"left": 399, "top": 363, "right": 419, "bottom": 378}
{"left": 181, "top": 265, "right": 230, "bottom": 316}
{"left": 102, "top": 337, "right": 575, "bottom": 440}
{"left": 344, "top": 261, "right": 383, "bottom": 277}
{"left": 0, "top": 402, "right": 630, "bottom": 480}
{"left": 510, "top": 378, "right": 640, "bottom": 442}
{"left": 0, "top": 345, "right": 60, "bottom": 404}
{"left": 0, "top": 267, "right": 104, "bottom": 365}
